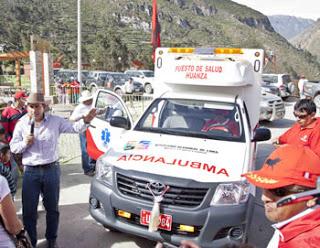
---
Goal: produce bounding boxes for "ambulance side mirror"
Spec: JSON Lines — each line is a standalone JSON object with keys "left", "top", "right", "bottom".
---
{"left": 110, "top": 116, "right": 131, "bottom": 130}
{"left": 252, "top": 128, "right": 271, "bottom": 142}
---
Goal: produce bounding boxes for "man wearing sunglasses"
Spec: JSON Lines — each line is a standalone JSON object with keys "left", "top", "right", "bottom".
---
{"left": 243, "top": 145, "right": 320, "bottom": 247}
{"left": 272, "top": 99, "right": 320, "bottom": 157}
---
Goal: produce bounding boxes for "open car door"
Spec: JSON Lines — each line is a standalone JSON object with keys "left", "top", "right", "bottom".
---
{"left": 86, "top": 89, "right": 133, "bottom": 160}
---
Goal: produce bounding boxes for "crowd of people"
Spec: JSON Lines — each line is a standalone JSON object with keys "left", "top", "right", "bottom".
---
{"left": 1, "top": 88, "right": 320, "bottom": 248}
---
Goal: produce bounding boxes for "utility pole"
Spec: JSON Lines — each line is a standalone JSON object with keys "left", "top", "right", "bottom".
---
{"left": 77, "top": 0, "right": 82, "bottom": 84}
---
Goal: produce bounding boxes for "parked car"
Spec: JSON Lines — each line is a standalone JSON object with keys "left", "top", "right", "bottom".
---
{"left": 262, "top": 73, "right": 294, "bottom": 99}
{"left": 303, "top": 80, "right": 320, "bottom": 107}
{"left": 54, "top": 69, "right": 77, "bottom": 83}
{"left": 54, "top": 69, "right": 88, "bottom": 85}
{"left": 109, "top": 73, "right": 144, "bottom": 95}
{"left": 261, "top": 81, "right": 281, "bottom": 96}
{"left": 87, "top": 72, "right": 144, "bottom": 95}
{"left": 124, "top": 69, "right": 154, "bottom": 94}
{"left": 85, "top": 71, "right": 112, "bottom": 88}
{"left": 259, "top": 91, "right": 285, "bottom": 121}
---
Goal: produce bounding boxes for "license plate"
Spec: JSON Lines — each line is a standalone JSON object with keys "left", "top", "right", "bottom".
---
{"left": 140, "top": 210, "right": 172, "bottom": 231}
{"left": 277, "top": 111, "right": 285, "bottom": 117}
{"left": 135, "top": 88, "right": 141, "bottom": 92}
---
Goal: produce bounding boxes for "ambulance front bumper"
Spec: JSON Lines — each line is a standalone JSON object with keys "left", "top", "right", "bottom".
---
{"left": 89, "top": 172, "right": 254, "bottom": 248}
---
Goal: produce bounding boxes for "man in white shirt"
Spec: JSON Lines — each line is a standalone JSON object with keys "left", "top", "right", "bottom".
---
{"left": 124, "top": 77, "right": 134, "bottom": 94}
{"left": 10, "top": 92, "right": 96, "bottom": 248}
{"left": 298, "top": 75, "right": 308, "bottom": 99}
{"left": 243, "top": 145, "right": 320, "bottom": 248}
{"left": 70, "top": 90, "right": 95, "bottom": 176}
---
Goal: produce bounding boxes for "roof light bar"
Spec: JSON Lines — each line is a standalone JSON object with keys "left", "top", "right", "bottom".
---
{"left": 168, "top": 47, "right": 243, "bottom": 55}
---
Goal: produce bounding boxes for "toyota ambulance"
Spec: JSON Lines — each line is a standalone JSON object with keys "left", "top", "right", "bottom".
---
{"left": 87, "top": 47, "right": 271, "bottom": 247}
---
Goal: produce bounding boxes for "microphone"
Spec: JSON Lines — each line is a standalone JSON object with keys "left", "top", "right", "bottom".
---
{"left": 30, "top": 117, "right": 35, "bottom": 135}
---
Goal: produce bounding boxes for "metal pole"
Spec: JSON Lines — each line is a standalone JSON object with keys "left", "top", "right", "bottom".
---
{"left": 77, "top": 0, "right": 82, "bottom": 84}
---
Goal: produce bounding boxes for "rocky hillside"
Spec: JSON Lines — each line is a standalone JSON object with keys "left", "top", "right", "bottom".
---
{"left": 0, "top": 0, "right": 319, "bottom": 78}
{"left": 268, "top": 15, "right": 315, "bottom": 40}
{"left": 291, "top": 19, "right": 320, "bottom": 62}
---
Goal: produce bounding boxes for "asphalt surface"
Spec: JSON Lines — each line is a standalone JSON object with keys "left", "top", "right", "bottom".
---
{"left": 13, "top": 101, "right": 298, "bottom": 248}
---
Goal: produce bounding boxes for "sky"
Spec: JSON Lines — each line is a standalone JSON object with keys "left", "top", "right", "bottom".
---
{"left": 232, "top": 0, "right": 319, "bottom": 20}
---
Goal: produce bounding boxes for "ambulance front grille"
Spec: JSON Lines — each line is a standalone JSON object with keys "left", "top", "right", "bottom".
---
{"left": 116, "top": 174, "right": 208, "bottom": 208}
{"left": 267, "top": 100, "right": 284, "bottom": 111}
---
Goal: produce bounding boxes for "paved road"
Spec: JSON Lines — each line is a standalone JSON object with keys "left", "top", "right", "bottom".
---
{"left": 14, "top": 101, "right": 297, "bottom": 248}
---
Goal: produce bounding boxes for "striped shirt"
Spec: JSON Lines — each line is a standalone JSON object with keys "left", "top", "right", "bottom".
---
{"left": 0, "top": 162, "right": 16, "bottom": 195}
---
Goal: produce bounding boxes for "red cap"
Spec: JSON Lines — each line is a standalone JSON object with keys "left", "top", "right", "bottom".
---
{"left": 242, "top": 145, "right": 320, "bottom": 189}
{"left": 14, "top": 91, "right": 27, "bottom": 99}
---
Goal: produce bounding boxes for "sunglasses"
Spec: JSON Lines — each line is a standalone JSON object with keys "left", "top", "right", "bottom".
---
{"left": 268, "top": 187, "right": 305, "bottom": 197}
{"left": 293, "top": 112, "right": 309, "bottom": 119}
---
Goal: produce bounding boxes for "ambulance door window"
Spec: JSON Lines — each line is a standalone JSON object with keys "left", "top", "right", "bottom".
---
{"left": 95, "top": 91, "right": 127, "bottom": 122}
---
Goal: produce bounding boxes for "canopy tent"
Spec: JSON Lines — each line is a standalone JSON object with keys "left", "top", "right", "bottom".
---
{"left": 0, "top": 51, "right": 29, "bottom": 86}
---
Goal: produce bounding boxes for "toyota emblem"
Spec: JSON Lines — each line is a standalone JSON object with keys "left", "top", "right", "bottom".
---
{"left": 148, "top": 181, "right": 166, "bottom": 195}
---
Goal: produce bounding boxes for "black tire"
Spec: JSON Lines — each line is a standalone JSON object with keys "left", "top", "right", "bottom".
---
{"left": 144, "top": 83, "right": 153, "bottom": 94}
{"left": 89, "top": 84, "right": 97, "bottom": 94}
{"left": 115, "top": 88, "right": 122, "bottom": 96}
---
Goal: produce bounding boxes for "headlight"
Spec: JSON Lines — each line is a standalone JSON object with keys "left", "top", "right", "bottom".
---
{"left": 95, "top": 156, "right": 113, "bottom": 184}
{"left": 260, "top": 100, "right": 269, "bottom": 108}
{"left": 211, "top": 181, "right": 251, "bottom": 206}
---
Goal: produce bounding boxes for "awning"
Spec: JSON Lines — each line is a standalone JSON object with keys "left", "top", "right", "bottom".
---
{"left": 0, "top": 51, "right": 29, "bottom": 61}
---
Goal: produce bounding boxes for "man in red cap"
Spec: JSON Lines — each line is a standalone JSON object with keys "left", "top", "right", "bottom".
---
{"left": 272, "top": 99, "right": 320, "bottom": 157}
{"left": 0, "top": 90, "right": 27, "bottom": 142}
{"left": 243, "top": 145, "right": 320, "bottom": 247}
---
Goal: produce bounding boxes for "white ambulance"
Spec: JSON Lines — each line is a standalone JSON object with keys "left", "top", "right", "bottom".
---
{"left": 87, "top": 47, "right": 271, "bottom": 248}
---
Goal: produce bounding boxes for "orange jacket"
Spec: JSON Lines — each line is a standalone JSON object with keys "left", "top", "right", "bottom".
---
{"left": 278, "top": 118, "right": 320, "bottom": 157}
{"left": 278, "top": 207, "right": 320, "bottom": 247}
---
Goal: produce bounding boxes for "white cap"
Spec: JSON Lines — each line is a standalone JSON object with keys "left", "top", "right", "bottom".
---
{"left": 79, "top": 90, "right": 93, "bottom": 103}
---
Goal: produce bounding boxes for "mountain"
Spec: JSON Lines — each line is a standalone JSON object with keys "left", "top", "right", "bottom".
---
{"left": 291, "top": 19, "right": 320, "bottom": 62}
{"left": 268, "top": 15, "right": 315, "bottom": 40}
{"left": 0, "top": 0, "right": 320, "bottom": 79}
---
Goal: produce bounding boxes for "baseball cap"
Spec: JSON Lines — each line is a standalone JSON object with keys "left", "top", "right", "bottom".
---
{"left": 242, "top": 145, "right": 320, "bottom": 189}
{"left": 14, "top": 91, "right": 27, "bottom": 99}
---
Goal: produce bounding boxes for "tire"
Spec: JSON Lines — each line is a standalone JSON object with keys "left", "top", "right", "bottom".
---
{"left": 115, "top": 88, "right": 122, "bottom": 96}
{"left": 89, "top": 84, "right": 97, "bottom": 94}
{"left": 314, "top": 94, "right": 320, "bottom": 108}
{"left": 144, "top": 83, "right": 153, "bottom": 94}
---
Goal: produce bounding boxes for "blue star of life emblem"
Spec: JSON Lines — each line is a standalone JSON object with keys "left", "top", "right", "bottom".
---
{"left": 101, "top": 128, "right": 111, "bottom": 145}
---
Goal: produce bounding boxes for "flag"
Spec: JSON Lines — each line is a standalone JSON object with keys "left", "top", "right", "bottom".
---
{"left": 151, "top": 0, "right": 161, "bottom": 63}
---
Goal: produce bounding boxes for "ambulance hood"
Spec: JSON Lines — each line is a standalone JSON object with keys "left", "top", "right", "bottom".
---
{"left": 101, "top": 131, "right": 247, "bottom": 183}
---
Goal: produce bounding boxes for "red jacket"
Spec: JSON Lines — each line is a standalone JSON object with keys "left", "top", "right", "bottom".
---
{"left": 278, "top": 208, "right": 320, "bottom": 247}
{"left": 0, "top": 106, "right": 27, "bottom": 141}
{"left": 278, "top": 118, "right": 320, "bottom": 157}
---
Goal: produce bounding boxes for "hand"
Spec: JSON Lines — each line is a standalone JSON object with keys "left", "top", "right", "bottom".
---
{"left": 180, "top": 240, "right": 200, "bottom": 248}
{"left": 83, "top": 108, "right": 97, "bottom": 124}
{"left": 271, "top": 137, "right": 280, "bottom": 147}
{"left": 25, "top": 134, "right": 34, "bottom": 146}
{"left": 18, "top": 165, "right": 24, "bottom": 174}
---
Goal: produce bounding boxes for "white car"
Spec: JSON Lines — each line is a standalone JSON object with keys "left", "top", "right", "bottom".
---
{"left": 124, "top": 69, "right": 154, "bottom": 94}
{"left": 262, "top": 73, "right": 293, "bottom": 99}
{"left": 260, "top": 91, "right": 285, "bottom": 121}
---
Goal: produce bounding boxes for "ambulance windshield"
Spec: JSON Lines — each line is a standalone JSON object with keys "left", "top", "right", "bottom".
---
{"left": 135, "top": 98, "right": 245, "bottom": 142}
